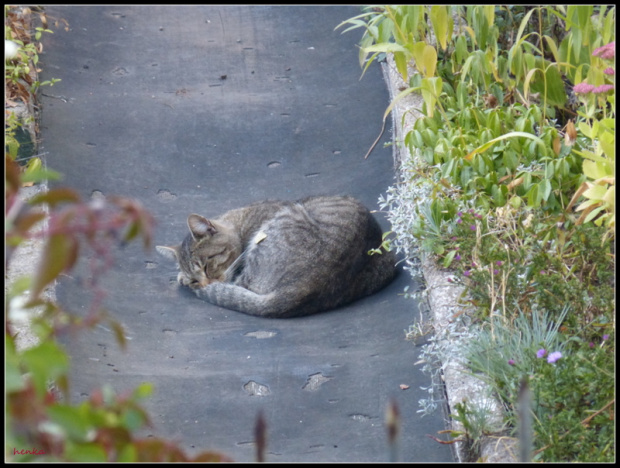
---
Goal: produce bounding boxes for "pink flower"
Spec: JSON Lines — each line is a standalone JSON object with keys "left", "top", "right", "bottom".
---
{"left": 592, "top": 84, "right": 614, "bottom": 94}
{"left": 593, "top": 41, "right": 615, "bottom": 60}
{"left": 573, "top": 82, "right": 595, "bottom": 94}
{"left": 603, "top": 67, "right": 615, "bottom": 75}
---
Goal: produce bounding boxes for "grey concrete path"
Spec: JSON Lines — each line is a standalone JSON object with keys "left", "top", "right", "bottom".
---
{"left": 40, "top": 6, "right": 453, "bottom": 462}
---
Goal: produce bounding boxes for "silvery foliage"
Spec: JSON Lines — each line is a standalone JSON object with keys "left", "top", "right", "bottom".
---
{"left": 379, "top": 149, "right": 479, "bottom": 416}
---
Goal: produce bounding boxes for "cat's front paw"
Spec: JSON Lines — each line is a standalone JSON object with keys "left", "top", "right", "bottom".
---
{"left": 193, "top": 282, "right": 217, "bottom": 300}
{"left": 178, "top": 272, "right": 211, "bottom": 290}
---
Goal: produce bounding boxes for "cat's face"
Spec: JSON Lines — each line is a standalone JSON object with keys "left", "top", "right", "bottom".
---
{"left": 157, "top": 214, "right": 241, "bottom": 289}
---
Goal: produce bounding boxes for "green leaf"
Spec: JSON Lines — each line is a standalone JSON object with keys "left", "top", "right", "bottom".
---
{"left": 29, "top": 188, "right": 81, "bottom": 208}
{"left": 362, "top": 42, "right": 410, "bottom": 55}
{"left": 64, "top": 442, "right": 107, "bottom": 462}
{"left": 582, "top": 160, "right": 609, "bottom": 180}
{"left": 466, "top": 132, "right": 545, "bottom": 160}
{"left": 22, "top": 341, "right": 69, "bottom": 397}
{"left": 31, "top": 234, "right": 79, "bottom": 300}
{"left": 47, "top": 405, "right": 95, "bottom": 441}
{"left": 583, "top": 184, "right": 607, "bottom": 201}
{"left": 411, "top": 42, "right": 437, "bottom": 78}
{"left": 393, "top": 51, "right": 409, "bottom": 81}
{"left": 540, "top": 179, "right": 552, "bottom": 201}
{"left": 443, "top": 250, "right": 457, "bottom": 268}
{"left": 5, "top": 336, "right": 26, "bottom": 393}
{"left": 430, "top": 6, "right": 451, "bottom": 51}
{"left": 543, "top": 35, "right": 560, "bottom": 62}
{"left": 132, "top": 382, "right": 155, "bottom": 400}
{"left": 20, "top": 167, "right": 63, "bottom": 185}
{"left": 383, "top": 86, "right": 419, "bottom": 121}
{"left": 584, "top": 205, "right": 605, "bottom": 224}
{"left": 598, "top": 131, "right": 615, "bottom": 161}
{"left": 526, "top": 184, "right": 541, "bottom": 207}
{"left": 420, "top": 77, "right": 442, "bottom": 118}
{"left": 405, "top": 5, "right": 424, "bottom": 37}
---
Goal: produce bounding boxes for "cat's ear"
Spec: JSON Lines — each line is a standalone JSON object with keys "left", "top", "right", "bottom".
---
{"left": 156, "top": 245, "right": 180, "bottom": 262}
{"left": 187, "top": 214, "right": 218, "bottom": 240}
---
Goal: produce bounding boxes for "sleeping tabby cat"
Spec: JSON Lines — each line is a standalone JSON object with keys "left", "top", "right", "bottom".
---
{"left": 156, "top": 195, "right": 396, "bottom": 318}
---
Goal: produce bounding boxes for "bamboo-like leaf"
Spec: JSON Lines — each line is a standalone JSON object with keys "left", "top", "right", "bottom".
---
{"left": 543, "top": 35, "right": 560, "bottom": 62}
{"left": 523, "top": 67, "right": 541, "bottom": 101}
{"left": 393, "top": 51, "right": 409, "bottom": 81}
{"left": 483, "top": 5, "right": 495, "bottom": 28}
{"left": 584, "top": 205, "right": 605, "bottom": 224}
{"left": 574, "top": 148, "right": 606, "bottom": 164}
{"left": 430, "top": 6, "right": 449, "bottom": 51}
{"left": 383, "top": 86, "right": 421, "bottom": 121}
{"left": 363, "top": 42, "right": 410, "bottom": 55}
{"left": 515, "top": 8, "right": 537, "bottom": 52}
{"left": 465, "top": 132, "right": 545, "bottom": 161}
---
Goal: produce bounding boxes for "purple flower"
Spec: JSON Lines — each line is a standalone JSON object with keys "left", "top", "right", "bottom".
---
{"left": 493, "top": 269, "right": 500, "bottom": 275}
{"left": 603, "top": 334, "right": 609, "bottom": 341}
{"left": 592, "top": 84, "right": 614, "bottom": 94}
{"left": 475, "top": 213, "right": 482, "bottom": 219}
{"left": 496, "top": 260, "right": 503, "bottom": 266}
{"left": 463, "top": 270, "right": 471, "bottom": 277}
{"left": 455, "top": 254, "right": 461, "bottom": 261}
{"left": 456, "top": 218, "right": 462, "bottom": 224}
{"left": 589, "top": 342, "right": 595, "bottom": 348}
{"left": 508, "top": 359, "right": 515, "bottom": 366}
{"left": 547, "top": 351, "right": 562, "bottom": 363}
{"left": 537, "top": 348, "right": 547, "bottom": 358}
{"left": 470, "top": 225, "right": 476, "bottom": 231}
{"left": 457, "top": 211, "right": 463, "bottom": 217}
{"left": 603, "top": 67, "right": 615, "bottom": 75}
{"left": 573, "top": 82, "right": 595, "bottom": 94}
{"left": 540, "top": 270, "right": 546, "bottom": 275}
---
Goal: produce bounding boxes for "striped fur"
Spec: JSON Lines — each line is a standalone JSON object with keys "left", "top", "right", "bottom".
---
{"left": 157, "top": 196, "right": 396, "bottom": 318}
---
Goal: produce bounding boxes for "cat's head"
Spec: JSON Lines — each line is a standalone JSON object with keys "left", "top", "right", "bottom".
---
{"left": 156, "top": 214, "right": 242, "bottom": 289}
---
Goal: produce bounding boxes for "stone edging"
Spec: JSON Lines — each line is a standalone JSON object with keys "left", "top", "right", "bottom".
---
{"left": 380, "top": 55, "right": 518, "bottom": 463}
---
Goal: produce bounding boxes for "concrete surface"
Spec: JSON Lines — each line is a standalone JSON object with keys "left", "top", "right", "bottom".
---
{"left": 39, "top": 6, "right": 454, "bottom": 462}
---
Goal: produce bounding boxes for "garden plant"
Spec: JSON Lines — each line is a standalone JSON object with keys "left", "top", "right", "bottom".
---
{"left": 339, "top": 5, "right": 614, "bottom": 462}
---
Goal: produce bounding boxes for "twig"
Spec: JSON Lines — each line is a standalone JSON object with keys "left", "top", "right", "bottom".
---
{"left": 364, "top": 117, "right": 387, "bottom": 159}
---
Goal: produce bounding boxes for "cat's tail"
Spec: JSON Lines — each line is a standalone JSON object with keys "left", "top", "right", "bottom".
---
{"left": 351, "top": 249, "right": 397, "bottom": 299}
{"left": 195, "top": 283, "right": 302, "bottom": 318}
